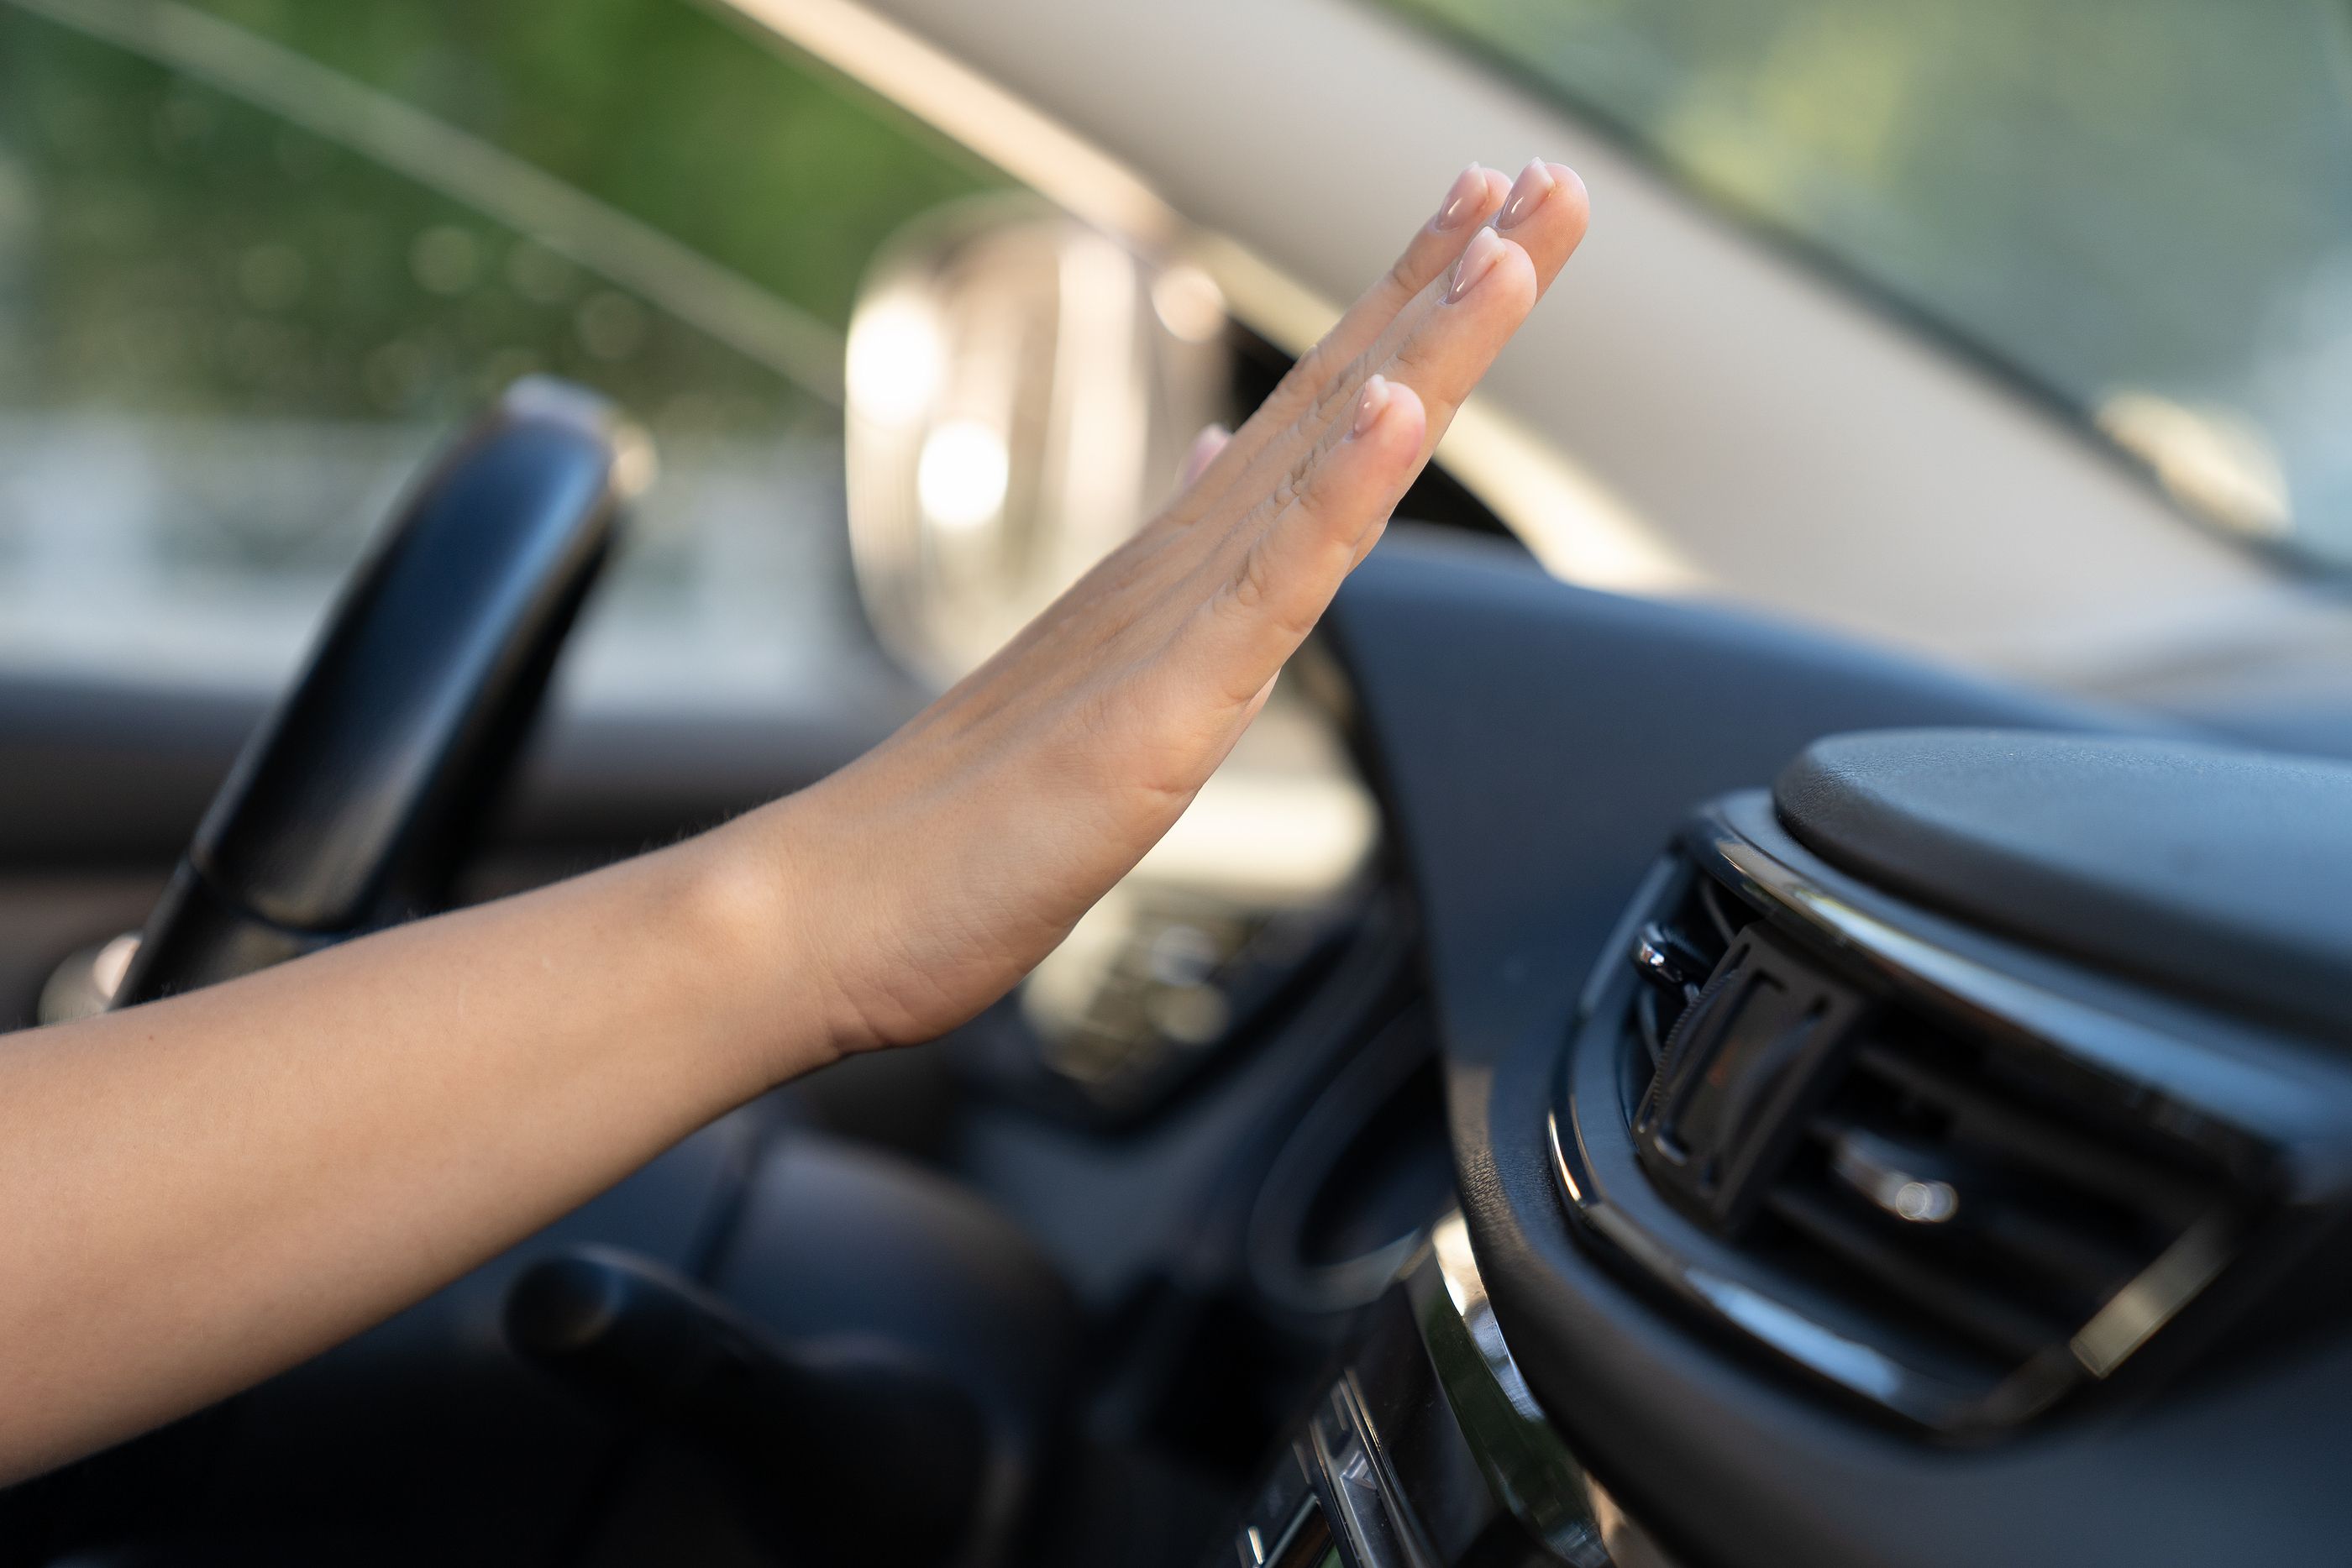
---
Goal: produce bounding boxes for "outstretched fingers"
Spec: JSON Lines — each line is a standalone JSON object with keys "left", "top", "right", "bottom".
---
{"left": 1493, "top": 159, "right": 1590, "bottom": 294}
{"left": 1170, "top": 160, "right": 1588, "bottom": 704}
{"left": 1190, "top": 375, "right": 1429, "bottom": 701}
{"left": 1172, "top": 164, "right": 1508, "bottom": 511}
{"left": 1377, "top": 226, "right": 1541, "bottom": 455}
{"left": 1275, "top": 218, "right": 1546, "bottom": 543}
{"left": 1198, "top": 159, "right": 1589, "bottom": 546}
{"left": 1347, "top": 158, "right": 1588, "bottom": 461}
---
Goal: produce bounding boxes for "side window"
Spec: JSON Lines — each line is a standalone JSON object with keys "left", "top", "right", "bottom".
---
{"left": 0, "top": 0, "right": 1001, "bottom": 704}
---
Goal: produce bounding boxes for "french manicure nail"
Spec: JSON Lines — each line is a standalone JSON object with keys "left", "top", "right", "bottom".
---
{"left": 1431, "top": 164, "right": 1485, "bottom": 232}
{"left": 1497, "top": 158, "right": 1557, "bottom": 230}
{"left": 1351, "top": 375, "right": 1392, "bottom": 438}
{"left": 1446, "top": 228, "right": 1505, "bottom": 304}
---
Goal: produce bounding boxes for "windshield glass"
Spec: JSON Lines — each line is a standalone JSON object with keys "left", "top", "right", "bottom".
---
{"left": 1383, "top": 0, "right": 2352, "bottom": 567}
{"left": 0, "top": 0, "right": 1000, "bottom": 707}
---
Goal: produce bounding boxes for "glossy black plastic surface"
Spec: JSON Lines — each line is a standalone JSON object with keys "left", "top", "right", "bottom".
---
{"left": 1776, "top": 729, "right": 2352, "bottom": 1040}
{"left": 1314, "top": 531, "right": 2352, "bottom": 1568}
{"left": 1554, "top": 794, "right": 2346, "bottom": 1437}
{"left": 507, "top": 1246, "right": 989, "bottom": 1567}
{"left": 118, "top": 378, "right": 634, "bottom": 1004}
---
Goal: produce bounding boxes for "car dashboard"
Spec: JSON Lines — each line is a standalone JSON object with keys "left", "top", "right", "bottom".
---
{"left": 1262, "top": 528, "right": 2352, "bottom": 1568}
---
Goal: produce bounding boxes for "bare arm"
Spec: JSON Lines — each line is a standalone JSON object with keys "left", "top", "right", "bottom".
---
{"left": 0, "top": 160, "right": 1588, "bottom": 1480}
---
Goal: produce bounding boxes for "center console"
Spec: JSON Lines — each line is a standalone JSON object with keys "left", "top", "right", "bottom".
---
{"left": 1216, "top": 1214, "right": 1677, "bottom": 1568}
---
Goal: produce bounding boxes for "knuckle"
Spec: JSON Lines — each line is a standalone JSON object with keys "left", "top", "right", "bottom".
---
{"left": 1227, "top": 538, "right": 1275, "bottom": 615}
{"left": 1303, "top": 348, "right": 1373, "bottom": 427}
{"left": 1274, "top": 445, "right": 1318, "bottom": 510}
{"left": 1224, "top": 533, "right": 1322, "bottom": 642}
{"left": 1382, "top": 245, "right": 1425, "bottom": 302}
{"left": 1389, "top": 324, "right": 1442, "bottom": 382}
{"left": 1270, "top": 349, "right": 1326, "bottom": 415}
{"left": 1282, "top": 329, "right": 1361, "bottom": 412}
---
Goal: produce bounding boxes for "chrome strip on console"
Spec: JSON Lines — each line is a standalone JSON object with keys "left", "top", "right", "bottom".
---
{"left": 1403, "top": 1212, "right": 1682, "bottom": 1568}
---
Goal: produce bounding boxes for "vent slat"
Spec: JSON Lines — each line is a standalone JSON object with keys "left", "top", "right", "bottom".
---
{"left": 1849, "top": 1045, "right": 2211, "bottom": 1225}
{"left": 1803, "top": 1113, "right": 2151, "bottom": 1303}
{"left": 1767, "top": 1185, "right": 2066, "bottom": 1363}
{"left": 1965, "top": 1204, "right": 2145, "bottom": 1303}
{"left": 1808, "top": 1041, "right": 2226, "bottom": 1358}
{"left": 1606, "top": 857, "right": 2265, "bottom": 1429}
{"left": 1599, "top": 851, "right": 2276, "bottom": 1429}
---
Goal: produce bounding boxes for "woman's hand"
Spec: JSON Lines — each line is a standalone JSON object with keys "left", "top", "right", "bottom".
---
{"left": 722, "top": 158, "right": 1589, "bottom": 1058}
{"left": 0, "top": 160, "right": 1584, "bottom": 1479}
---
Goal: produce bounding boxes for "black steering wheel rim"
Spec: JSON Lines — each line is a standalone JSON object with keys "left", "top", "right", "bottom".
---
{"left": 0, "top": 377, "right": 645, "bottom": 1561}
{"left": 114, "top": 377, "right": 643, "bottom": 1009}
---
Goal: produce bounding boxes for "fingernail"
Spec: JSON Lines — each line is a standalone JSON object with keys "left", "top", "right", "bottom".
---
{"left": 1497, "top": 157, "right": 1557, "bottom": 230}
{"left": 1350, "top": 375, "right": 1393, "bottom": 438}
{"left": 1446, "top": 228, "right": 1505, "bottom": 304}
{"left": 1431, "top": 164, "right": 1485, "bottom": 233}
{"left": 1181, "top": 422, "right": 1230, "bottom": 485}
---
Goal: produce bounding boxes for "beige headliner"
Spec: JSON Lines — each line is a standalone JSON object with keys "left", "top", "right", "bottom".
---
{"left": 723, "top": 0, "right": 2344, "bottom": 688}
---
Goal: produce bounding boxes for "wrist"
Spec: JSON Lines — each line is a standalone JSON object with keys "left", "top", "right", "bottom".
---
{"left": 663, "top": 800, "right": 862, "bottom": 1090}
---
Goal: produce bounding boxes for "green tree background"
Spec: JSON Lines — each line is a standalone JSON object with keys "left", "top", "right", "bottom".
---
{"left": 0, "top": 0, "right": 1005, "bottom": 438}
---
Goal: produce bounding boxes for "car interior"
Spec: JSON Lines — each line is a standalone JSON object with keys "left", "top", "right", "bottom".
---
{"left": 4, "top": 2, "right": 2352, "bottom": 1565}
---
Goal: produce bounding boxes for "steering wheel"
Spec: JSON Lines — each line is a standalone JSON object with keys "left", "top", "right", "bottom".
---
{"left": 0, "top": 378, "right": 640, "bottom": 1560}
{"left": 114, "top": 378, "right": 643, "bottom": 1007}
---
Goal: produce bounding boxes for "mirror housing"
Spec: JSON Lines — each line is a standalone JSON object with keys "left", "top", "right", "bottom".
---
{"left": 844, "top": 196, "right": 1229, "bottom": 682}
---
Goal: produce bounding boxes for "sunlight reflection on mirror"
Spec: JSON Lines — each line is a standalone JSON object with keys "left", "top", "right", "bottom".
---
{"left": 916, "top": 419, "right": 1011, "bottom": 532}
{"left": 845, "top": 198, "right": 1375, "bottom": 1113}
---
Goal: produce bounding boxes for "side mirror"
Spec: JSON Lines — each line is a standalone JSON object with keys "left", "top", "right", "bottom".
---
{"left": 845, "top": 198, "right": 1378, "bottom": 1122}
{"left": 843, "top": 196, "right": 1229, "bottom": 682}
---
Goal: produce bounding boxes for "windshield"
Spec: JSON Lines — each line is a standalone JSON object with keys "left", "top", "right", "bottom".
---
{"left": 1383, "top": 0, "right": 2352, "bottom": 568}
{"left": 0, "top": 0, "right": 1000, "bottom": 707}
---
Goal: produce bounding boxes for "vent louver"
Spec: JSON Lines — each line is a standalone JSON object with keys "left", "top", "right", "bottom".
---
{"left": 1765, "top": 1018, "right": 2239, "bottom": 1384}
{"left": 1565, "top": 813, "right": 2284, "bottom": 1433}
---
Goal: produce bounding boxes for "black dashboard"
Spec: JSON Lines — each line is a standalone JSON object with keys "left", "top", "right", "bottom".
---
{"left": 1317, "top": 528, "right": 2352, "bottom": 1568}
{"left": 13, "top": 520, "right": 2352, "bottom": 1568}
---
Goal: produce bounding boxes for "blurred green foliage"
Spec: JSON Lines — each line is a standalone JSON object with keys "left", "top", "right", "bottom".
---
{"left": 0, "top": 0, "right": 1004, "bottom": 436}
{"left": 171, "top": 0, "right": 1000, "bottom": 328}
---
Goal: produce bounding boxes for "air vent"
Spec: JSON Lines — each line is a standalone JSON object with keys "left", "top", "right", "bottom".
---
{"left": 1623, "top": 873, "right": 1749, "bottom": 1074}
{"left": 1764, "top": 1011, "right": 2242, "bottom": 1387}
{"left": 1561, "top": 805, "right": 2293, "bottom": 1433}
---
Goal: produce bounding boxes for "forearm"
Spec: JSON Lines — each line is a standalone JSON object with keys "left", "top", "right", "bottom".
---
{"left": 0, "top": 816, "right": 822, "bottom": 1481}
